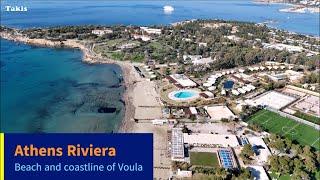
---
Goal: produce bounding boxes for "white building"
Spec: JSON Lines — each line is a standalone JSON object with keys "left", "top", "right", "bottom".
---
{"left": 221, "top": 89, "right": 226, "bottom": 95}
{"left": 238, "top": 68, "right": 245, "bottom": 73}
{"left": 92, "top": 29, "right": 113, "bottom": 36}
{"left": 152, "top": 119, "right": 168, "bottom": 125}
{"left": 262, "top": 43, "right": 304, "bottom": 53}
{"left": 247, "top": 84, "right": 256, "bottom": 91}
{"left": 133, "top": 34, "right": 151, "bottom": 41}
{"left": 183, "top": 55, "right": 202, "bottom": 63}
{"left": 285, "top": 70, "right": 304, "bottom": 82}
{"left": 140, "top": 27, "right": 162, "bottom": 35}
{"left": 247, "top": 137, "right": 271, "bottom": 164}
{"left": 168, "top": 74, "right": 197, "bottom": 88}
{"left": 232, "top": 89, "right": 240, "bottom": 96}
{"left": 208, "top": 86, "right": 216, "bottom": 91}
{"left": 198, "top": 42, "right": 208, "bottom": 47}
{"left": 242, "top": 86, "right": 252, "bottom": 92}
{"left": 201, "top": 91, "right": 214, "bottom": 98}
{"left": 225, "top": 35, "right": 242, "bottom": 42}
{"left": 192, "top": 57, "right": 214, "bottom": 65}
{"left": 189, "top": 107, "right": 198, "bottom": 115}
{"left": 237, "top": 88, "right": 246, "bottom": 94}
{"left": 183, "top": 55, "right": 214, "bottom": 65}
{"left": 176, "top": 169, "right": 192, "bottom": 178}
{"left": 184, "top": 133, "right": 239, "bottom": 147}
{"left": 171, "top": 128, "right": 185, "bottom": 161}
{"left": 248, "top": 166, "right": 269, "bottom": 180}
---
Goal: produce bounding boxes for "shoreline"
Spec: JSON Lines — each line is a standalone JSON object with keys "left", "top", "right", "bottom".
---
{"left": 253, "top": 0, "right": 320, "bottom": 14}
{"left": 0, "top": 31, "right": 138, "bottom": 133}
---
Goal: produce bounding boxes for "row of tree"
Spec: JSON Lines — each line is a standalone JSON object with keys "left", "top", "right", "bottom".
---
{"left": 267, "top": 134, "right": 320, "bottom": 179}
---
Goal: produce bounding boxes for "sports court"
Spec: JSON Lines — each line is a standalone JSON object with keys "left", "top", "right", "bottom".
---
{"left": 248, "top": 109, "right": 320, "bottom": 149}
{"left": 217, "top": 149, "right": 236, "bottom": 169}
{"left": 248, "top": 91, "right": 296, "bottom": 110}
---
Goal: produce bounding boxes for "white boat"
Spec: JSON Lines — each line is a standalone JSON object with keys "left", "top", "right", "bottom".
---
{"left": 163, "top": 5, "right": 174, "bottom": 14}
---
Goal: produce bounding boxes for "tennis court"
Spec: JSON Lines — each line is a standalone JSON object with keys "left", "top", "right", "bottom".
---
{"left": 218, "top": 149, "right": 235, "bottom": 169}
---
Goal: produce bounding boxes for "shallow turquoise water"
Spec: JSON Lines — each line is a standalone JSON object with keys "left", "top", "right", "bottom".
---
{"left": 0, "top": 39, "right": 125, "bottom": 133}
{"left": 174, "top": 91, "right": 196, "bottom": 99}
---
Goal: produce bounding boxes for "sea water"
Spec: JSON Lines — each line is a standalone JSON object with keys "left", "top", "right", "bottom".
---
{"left": 0, "top": 39, "right": 124, "bottom": 132}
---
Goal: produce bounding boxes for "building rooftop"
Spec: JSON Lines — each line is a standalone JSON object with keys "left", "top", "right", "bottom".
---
{"left": 168, "top": 74, "right": 197, "bottom": 88}
{"left": 184, "top": 133, "right": 239, "bottom": 147}
{"left": 205, "top": 105, "right": 236, "bottom": 120}
{"left": 247, "top": 166, "right": 269, "bottom": 180}
{"left": 247, "top": 136, "right": 271, "bottom": 164}
{"left": 171, "top": 128, "right": 185, "bottom": 160}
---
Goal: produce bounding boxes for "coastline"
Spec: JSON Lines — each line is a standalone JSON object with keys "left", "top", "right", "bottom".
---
{"left": 0, "top": 31, "right": 137, "bottom": 133}
{"left": 253, "top": 0, "right": 320, "bottom": 14}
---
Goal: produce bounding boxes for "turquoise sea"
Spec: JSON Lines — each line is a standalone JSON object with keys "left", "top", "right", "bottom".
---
{"left": 1, "top": 39, "right": 124, "bottom": 132}
{"left": 0, "top": 0, "right": 319, "bottom": 132}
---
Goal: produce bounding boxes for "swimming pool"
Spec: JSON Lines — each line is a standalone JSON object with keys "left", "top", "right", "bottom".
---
{"left": 223, "top": 80, "right": 234, "bottom": 89}
{"left": 174, "top": 91, "right": 196, "bottom": 98}
{"left": 168, "top": 90, "right": 199, "bottom": 101}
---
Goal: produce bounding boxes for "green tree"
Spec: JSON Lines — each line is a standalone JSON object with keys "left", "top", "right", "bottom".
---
{"left": 303, "top": 146, "right": 314, "bottom": 158}
{"left": 304, "top": 157, "right": 317, "bottom": 173}
{"left": 269, "top": 134, "right": 278, "bottom": 141}
{"left": 268, "top": 155, "right": 280, "bottom": 172}
{"left": 270, "top": 138, "right": 286, "bottom": 153}
{"left": 316, "top": 151, "right": 320, "bottom": 165}
{"left": 165, "top": 67, "right": 171, "bottom": 75}
{"left": 215, "top": 168, "right": 228, "bottom": 179}
{"left": 240, "top": 144, "right": 254, "bottom": 164}
{"left": 293, "top": 158, "right": 303, "bottom": 170}
{"left": 284, "top": 138, "right": 292, "bottom": 151}
{"left": 292, "top": 168, "right": 310, "bottom": 180}
{"left": 292, "top": 144, "right": 303, "bottom": 155}
{"left": 181, "top": 125, "right": 191, "bottom": 133}
{"left": 242, "top": 144, "right": 254, "bottom": 156}
{"left": 278, "top": 156, "right": 292, "bottom": 174}
{"left": 236, "top": 168, "right": 252, "bottom": 180}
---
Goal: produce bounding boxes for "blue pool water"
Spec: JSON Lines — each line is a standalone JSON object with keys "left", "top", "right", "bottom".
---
{"left": 224, "top": 80, "right": 235, "bottom": 89}
{"left": 174, "top": 91, "right": 197, "bottom": 99}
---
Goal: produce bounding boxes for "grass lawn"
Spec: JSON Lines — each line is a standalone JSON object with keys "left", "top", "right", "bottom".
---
{"left": 279, "top": 174, "right": 291, "bottom": 180}
{"left": 294, "top": 111, "right": 320, "bottom": 125}
{"left": 268, "top": 172, "right": 291, "bottom": 180}
{"left": 190, "top": 152, "right": 220, "bottom": 167}
{"left": 247, "top": 109, "right": 320, "bottom": 150}
{"left": 269, "top": 171, "right": 279, "bottom": 179}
